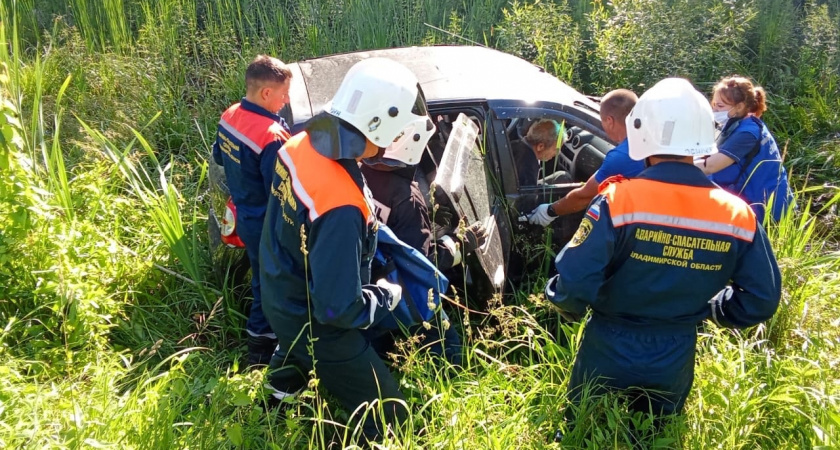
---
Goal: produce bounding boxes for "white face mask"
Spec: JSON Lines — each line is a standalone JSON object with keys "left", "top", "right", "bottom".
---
{"left": 713, "top": 110, "right": 730, "bottom": 125}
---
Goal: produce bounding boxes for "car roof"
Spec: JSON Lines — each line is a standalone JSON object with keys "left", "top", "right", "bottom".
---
{"left": 286, "top": 45, "right": 600, "bottom": 123}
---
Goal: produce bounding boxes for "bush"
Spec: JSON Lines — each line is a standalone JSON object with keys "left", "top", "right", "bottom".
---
{"left": 586, "top": 0, "right": 754, "bottom": 92}
{"left": 766, "top": 1, "right": 840, "bottom": 178}
{"left": 496, "top": 0, "right": 582, "bottom": 84}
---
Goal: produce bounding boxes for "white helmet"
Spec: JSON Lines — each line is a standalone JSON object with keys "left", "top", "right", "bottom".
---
{"left": 325, "top": 57, "right": 435, "bottom": 165}
{"left": 625, "top": 77, "right": 717, "bottom": 161}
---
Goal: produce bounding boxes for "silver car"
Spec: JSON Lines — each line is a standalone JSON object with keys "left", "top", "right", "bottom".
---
{"left": 208, "top": 45, "right": 615, "bottom": 294}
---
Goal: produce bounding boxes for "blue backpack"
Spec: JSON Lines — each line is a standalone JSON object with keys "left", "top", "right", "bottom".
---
{"left": 369, "top": 224, "right": 449, "bottom": 331}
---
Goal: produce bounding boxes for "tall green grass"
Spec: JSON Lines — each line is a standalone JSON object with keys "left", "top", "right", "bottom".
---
{"left": 80, "top": 113, "right": 209, "bottom": 288}
{"left": 70, "top": 0, "right": 131, "bottom": 53}
{"left": 496, "top": 0, "right": 581, "bottom": 83}
{"left": 1, "top": 0, "right": 839, "bottom": 448}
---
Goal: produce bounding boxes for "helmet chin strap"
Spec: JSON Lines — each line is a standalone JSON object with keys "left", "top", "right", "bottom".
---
{"left": 361, "top": 146, "right": 413, "bottom": 169}
{"left": 362, "top": 154, "right": 406, "bottom": 169}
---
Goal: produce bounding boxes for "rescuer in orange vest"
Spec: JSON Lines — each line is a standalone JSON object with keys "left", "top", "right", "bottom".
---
{"left": 546, "top": 78, "right": 781, "bottom": 441}
{"left": 211, "top": 55, "right": 292, "bottom": 367}
{"left": 258, "top": 58, "right": 435, "bottom": 442}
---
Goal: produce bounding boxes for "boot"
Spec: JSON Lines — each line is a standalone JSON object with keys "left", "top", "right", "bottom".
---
{"left": 247, "top": 335, "right": 278, "bottom": 368}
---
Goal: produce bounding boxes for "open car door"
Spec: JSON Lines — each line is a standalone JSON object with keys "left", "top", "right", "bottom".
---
{"left": 433, "top": 113, "right": 506, "bottom": 291}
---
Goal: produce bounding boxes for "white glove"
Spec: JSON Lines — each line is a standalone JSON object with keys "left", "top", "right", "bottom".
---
{"left": 527, "top": 203, "right": 557, "bottom": 226}
{"left": 708, "top": 286, "right": 733, "bottom": 326}
{"left": 376, "top": 278, "right": 403, "bottom": 311}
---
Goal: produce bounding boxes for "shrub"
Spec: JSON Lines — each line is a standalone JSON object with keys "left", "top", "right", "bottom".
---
{"left": 496, "top": 0, "right": 582, "bottom": 84}
{"left": 586, "top": 0, "right": 754, "bottom": 92}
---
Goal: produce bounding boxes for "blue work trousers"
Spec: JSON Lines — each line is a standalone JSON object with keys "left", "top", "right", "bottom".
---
{"left": 566, "top": 317, "right": 696, "bottom": 418}
{"left": 240, "top": 230, "right": 274, "bottom": 337}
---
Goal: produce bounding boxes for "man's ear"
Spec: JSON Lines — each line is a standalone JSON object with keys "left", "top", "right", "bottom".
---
{"left": 260, "top": 86, "right": 272, "bottom": 101}
{"left": 602, "top": 115, "right": 614, "bottom": 132}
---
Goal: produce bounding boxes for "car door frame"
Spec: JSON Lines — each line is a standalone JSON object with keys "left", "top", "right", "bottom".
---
{"left": 425, "top": 101, "right": 514, "bottom": 288}
{"left": 488, "top": 100, "right": 613, "bottom": 248}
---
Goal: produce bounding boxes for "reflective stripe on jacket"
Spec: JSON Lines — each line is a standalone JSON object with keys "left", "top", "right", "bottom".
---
{"left": 212, "top": 99, "right": 291, "bottom": 246}
{"left": 548, "top": 162, "right": 781, "bottom": 330}
{"left": 260, "top": 121, "right": 398, "bottom": 330}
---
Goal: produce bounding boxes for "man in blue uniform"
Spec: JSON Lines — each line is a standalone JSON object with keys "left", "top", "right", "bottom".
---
{"left": 211, "top": 55, "right": 292, "bottom": 366}
{"left": 259, "top": 58, "right": 435, "bottom": 441}
{"left": 546, "top": 78, "right": 781, "bottom": 434}
{"left": 527, "top": 89, "right": 644, "bottom": 225}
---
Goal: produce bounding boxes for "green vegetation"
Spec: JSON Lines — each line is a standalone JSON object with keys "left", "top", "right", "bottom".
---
{"left": 1, "top": 0, "right": 838, "bottom": 448}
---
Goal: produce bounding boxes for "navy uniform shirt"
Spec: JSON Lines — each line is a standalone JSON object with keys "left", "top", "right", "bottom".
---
{"left": 548, "top": 162, "right": 781, "bottom": 329}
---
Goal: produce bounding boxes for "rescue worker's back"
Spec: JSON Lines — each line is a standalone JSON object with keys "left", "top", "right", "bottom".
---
{"left": 258, "top": 57, "right": 437, "bottom": 442}
{"left": 260, "top": 130, "right": 388, "bottom": 329}
{"left": 551, "top": 165, "right": 780, "bottom": 329}
{"left": 546, "top": 78, "right": 781, "bottom": 432}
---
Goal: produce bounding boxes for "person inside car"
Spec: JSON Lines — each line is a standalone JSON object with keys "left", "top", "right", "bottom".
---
{"left": 546, "top": 78, "right": 780, "bottom": 440}
{"left": 527, "top": 89, "right": 644, "bottom": 226}
{"left": 258, "top": 57, "right": 435, "bottom": 442}
{"left": 513, "top": 119, "right": 564, "bottom": 187}
{"left": 211, "top": 54, "right": 292, "bottom": 367}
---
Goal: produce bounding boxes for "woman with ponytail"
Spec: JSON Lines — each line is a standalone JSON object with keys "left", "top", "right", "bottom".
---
{"left": 697, "top": 76, "right": 794, "bottom": 222}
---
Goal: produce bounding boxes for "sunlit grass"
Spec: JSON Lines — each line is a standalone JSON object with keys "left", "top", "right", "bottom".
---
{"left": 0, "top": 0, "right": 838, "bottom": 448}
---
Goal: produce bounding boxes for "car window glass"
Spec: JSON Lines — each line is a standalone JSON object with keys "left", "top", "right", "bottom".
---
{"left": 418, "top": 110, "right": 485, "bottom": 231}
{"left": 507, "top": 117, "right": 570, "bottom": 187}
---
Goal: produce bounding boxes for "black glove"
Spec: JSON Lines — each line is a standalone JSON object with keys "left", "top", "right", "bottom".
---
{"left": 431, "top": 203, "right": 454, "bottom": 228}
{"left": 459, "top": 220, "right": 488, "bottom": 255}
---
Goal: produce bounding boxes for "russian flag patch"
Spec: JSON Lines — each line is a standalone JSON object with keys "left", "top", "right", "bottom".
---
{"left": 586, "top": 203, "right": 600, "bottom": 221}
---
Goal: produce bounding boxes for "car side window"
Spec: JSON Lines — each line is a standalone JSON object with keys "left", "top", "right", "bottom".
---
{"left": 506, "top": 117, "right": 572, "bottom": 187}
{"left": 420, "top": 113, "right": 481, "bottom": 190}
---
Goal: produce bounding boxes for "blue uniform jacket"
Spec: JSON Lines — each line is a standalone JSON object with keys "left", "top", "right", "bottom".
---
{"left": 212, "top": 98, "right": 291, "bottom": 249}
{"left": 259, "top": 114, "right": 398, "bottom": 329}
{"left": 547, "top": 162, "right": 781, "bottom": 330}
{"left": 710, "top": 116, "right": 793, "bottom": 222}
{"left": 593, "top": 138, "right": 646, "bottom": 183}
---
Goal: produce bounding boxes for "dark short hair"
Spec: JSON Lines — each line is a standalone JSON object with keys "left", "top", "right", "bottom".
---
{"left": 245, "top": 55, "right": 292, "bottom": 92}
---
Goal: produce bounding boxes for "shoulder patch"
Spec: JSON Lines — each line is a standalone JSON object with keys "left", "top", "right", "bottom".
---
{"left": 569, "top": 218, "right": 593, "bottom": 247}
{"left": 586, "top": 202, "right": 601, "bottom": 221}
